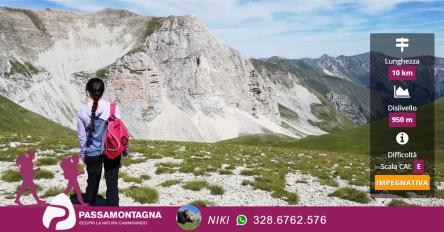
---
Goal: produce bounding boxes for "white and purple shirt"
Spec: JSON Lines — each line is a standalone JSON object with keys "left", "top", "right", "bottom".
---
{"left": 77, "top": 99, "right": 127, "bottom": 159}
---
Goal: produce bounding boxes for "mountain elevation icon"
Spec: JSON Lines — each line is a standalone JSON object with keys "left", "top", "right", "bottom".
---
{"left": 394, "top": 85, "right": 411, "bottom": 98}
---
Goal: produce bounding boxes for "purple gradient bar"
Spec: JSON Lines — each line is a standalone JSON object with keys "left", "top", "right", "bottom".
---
{"left": 388, "top": 112, "right": 416, "bottom": 128}
{"left": 388, "top": 65, "right": 416, "bottom": 80}
{"left": 2, "top": 206, "right": 444, "bottom": 232}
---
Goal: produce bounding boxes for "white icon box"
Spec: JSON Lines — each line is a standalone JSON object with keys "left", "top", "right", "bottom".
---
{"left": 396, "top": 132, "right": 409, "bottom": 145}
{"left": 395, "top": 37, "right": 409, "bottom": 53}
{"left": 394, "top": 85, "right": 410, "bottom": 98}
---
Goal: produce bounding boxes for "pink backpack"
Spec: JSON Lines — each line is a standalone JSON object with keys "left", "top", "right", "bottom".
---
{"left": 104, "top": 103, "right": 129, "bottom": 159}
{"left": 16, "top": 154, "right": 26, "bottom": 166}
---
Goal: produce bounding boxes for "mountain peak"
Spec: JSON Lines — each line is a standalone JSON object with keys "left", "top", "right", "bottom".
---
{"left": 0, "top": 6, "right": 299, "bottom": 142}
{"left": 161, "top": 14, "right": 206, "bottom": 30}
{"left": 320, "top": 53, "right": 332, "bottom": 59}
{"left": 93, "top": 8, "right": 138, "bottom": 17}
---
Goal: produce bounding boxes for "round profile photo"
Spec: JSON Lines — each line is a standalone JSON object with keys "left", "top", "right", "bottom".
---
{"left": 176, "top": 205, "right": 201, "bottom": 230}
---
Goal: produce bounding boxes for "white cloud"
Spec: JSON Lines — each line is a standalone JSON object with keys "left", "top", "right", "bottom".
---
{"left": 358, "top": 0, "right": 437, "bottom": 14}
{"left": 46, "top": 0, "right": 443, "bottom": 58}
{"left": 358, "top": 0, "right": 409, "bottom": 14}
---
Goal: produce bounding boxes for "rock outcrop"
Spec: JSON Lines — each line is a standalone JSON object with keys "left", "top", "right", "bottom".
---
{"left": 326, "top": 91, "right": 367, "bottom": 125}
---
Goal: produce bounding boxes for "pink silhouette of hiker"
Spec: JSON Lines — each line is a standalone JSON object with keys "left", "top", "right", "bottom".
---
{"left": 60, "top": 155, "right": 87, "bottom": 205}
{"left": 15, "top": 150, "right": 46, "bottom": 205}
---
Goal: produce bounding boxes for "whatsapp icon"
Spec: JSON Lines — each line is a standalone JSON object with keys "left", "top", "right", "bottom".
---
{"left": 236, "top": 215, "right": 247, "bottom": 226}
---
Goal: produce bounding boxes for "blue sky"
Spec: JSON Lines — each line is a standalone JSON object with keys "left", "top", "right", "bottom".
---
{"left": 180, "top": 205, "right": 200, "bottom": 216}
{"left": 1, "top": 0, "right": 443, "bottom": 58}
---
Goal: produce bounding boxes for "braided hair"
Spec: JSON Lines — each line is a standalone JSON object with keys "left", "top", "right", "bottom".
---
{"left": 85, "top": 78, "right": 105, "bottom": 133}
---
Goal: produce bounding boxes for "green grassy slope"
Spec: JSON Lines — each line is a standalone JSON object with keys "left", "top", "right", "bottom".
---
{"left": 0, "top": 95, "right": 74, "bottom": 137}
{"left": 286, "top": 124, "right": 369, "bottom": 153}
{"left": 288, "top": 97, "right": 443, "bottom": 154}
{"left": 221, "top": 97, "right": 444, "bottom": 182}
{"left": 219, "top": 126, "right": 368, "bottom": 153}
{"left": 222, "top": 97, "right": 444, "bottom": 153}
{"left": 218, "top": 133, "right": 297, "bottom": 146}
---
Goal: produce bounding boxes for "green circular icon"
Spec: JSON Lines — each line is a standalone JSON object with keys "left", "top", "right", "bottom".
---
{"left": 236, "top": 215, "right": 247, "bottom": 226}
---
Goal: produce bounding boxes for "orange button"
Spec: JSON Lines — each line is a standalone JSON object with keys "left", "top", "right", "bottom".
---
{"left": 374, "top": 175, "right": 430, "bottom": 190}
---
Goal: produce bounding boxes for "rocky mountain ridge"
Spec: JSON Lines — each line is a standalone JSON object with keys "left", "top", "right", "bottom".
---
{"left": 0, "top": 7, "right": 334, "bottom": 142}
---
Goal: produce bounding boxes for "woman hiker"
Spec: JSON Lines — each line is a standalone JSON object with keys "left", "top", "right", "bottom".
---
{"left": 77, "top": 78, "right": 128, "bottom": 206}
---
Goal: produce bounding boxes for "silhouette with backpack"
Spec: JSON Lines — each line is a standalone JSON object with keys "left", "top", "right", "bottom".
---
{"left": 15, "top": 150, "right": 46, "bottom": 205}
{"left": 60, "top": 155, "right": 87, "bottom": 205}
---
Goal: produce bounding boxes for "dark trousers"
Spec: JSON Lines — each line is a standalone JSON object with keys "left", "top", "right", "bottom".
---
{"left": 84, "top": 155, "right": 121, "bottom": 206}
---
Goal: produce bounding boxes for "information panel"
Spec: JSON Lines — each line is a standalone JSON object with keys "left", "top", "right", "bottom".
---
{"left": 370, "top": 33, "right": 435, "bottom": 197}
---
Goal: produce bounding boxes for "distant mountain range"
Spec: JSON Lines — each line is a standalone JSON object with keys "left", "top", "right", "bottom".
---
{"left": 259, "top": 52, "right": 443, "bottom": 122}
{"left": 252, "top": 56, "right": 369, "bottom": 125}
